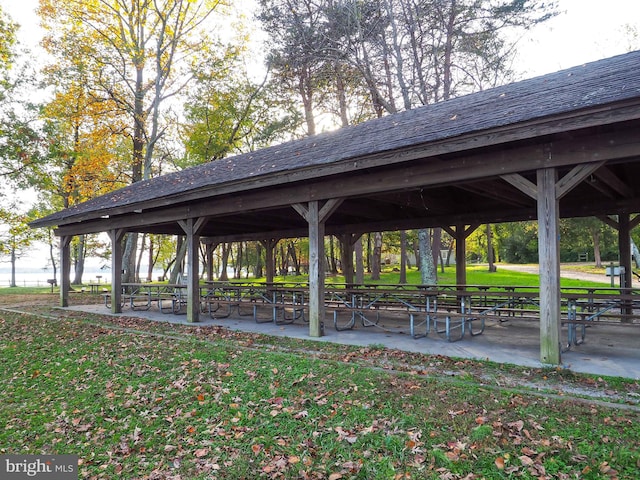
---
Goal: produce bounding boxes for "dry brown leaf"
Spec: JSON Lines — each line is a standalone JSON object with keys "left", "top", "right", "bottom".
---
{"left": 519, "top": 455, "right": 534, "bottom": 466}
{"left": 194, "top": 447, "right": 209, "bottom": 458}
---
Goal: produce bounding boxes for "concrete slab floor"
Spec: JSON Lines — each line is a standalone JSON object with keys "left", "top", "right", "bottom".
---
{"left": 65, "top": 304, "right": 640, "bottom": 380}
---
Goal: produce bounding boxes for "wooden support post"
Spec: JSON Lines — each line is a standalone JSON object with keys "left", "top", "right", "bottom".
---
{"left": 204, "top": 241, "right": 217, "bottom": 282}
{"left": 619, "top": 213, "right": 632, "bottom": 289}
{"left": 59, "top": 236, "right": 72, "bottom": 307}
{"left": 293, "top": 199, "right": 343, "bottom": 338}
{"left": 355, "top": 237, "right": 364, "bottom": 285}
{"left": 504, "top": 162, "right": 601, "bottom": 365}
{"left": 537, "top": 168, "right": 562, "bottom": 365}
{"left": 260, "top": 238, "right": 279, "bottom": 284}
{"left": 443, "top": 224, "right": 479, "bottom": 287}
{"left": 455, "top": 226, "right": 467, "bottom": 286}
{"left": 108, "top": 229, "right": 126, "bottom": 314}
{"left": 308, "top": 202, "right": 325, "bottom": 337}
{"left": 179, "top": 218, "right": 207, "bottom": 323}
{"left": 618, "top": 213, "right": 633, "bottom": 317}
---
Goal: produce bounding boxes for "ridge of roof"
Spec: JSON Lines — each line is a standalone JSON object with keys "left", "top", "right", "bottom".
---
{"left": 31, "top": 50, "right": 640, "bottom": 228}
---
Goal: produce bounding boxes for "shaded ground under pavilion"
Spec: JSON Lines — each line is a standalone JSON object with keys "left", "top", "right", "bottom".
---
{"left": 65, "top": 301, "right": 640, "bottom": 380}
{"left": 30, "top": 50, "right": 640, "bottom": 367}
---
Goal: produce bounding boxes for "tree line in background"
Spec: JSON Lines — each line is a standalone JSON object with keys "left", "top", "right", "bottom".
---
{"left": 0, "top": 0, "right": 638, "bottom": 285}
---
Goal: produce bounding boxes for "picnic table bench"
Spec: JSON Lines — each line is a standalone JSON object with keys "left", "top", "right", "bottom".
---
{"left": 103, "top": 283, "right": 187, "bottom": 312}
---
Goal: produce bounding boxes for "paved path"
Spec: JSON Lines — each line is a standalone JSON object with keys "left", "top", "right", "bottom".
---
{"left": 497, "top": 263, "right": 640, "bottom": 287}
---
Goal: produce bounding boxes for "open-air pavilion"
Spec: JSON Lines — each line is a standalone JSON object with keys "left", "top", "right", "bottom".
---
{"left": 30, "top": 50, "right": 640, "bottom": 366}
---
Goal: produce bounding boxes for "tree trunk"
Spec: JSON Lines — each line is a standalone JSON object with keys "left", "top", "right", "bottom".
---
{"left": 147, "top": 236, "right": 155, "bottom": 281}
{"left": 135, "top": 233, "right": 146, "bottom": 282}
{"left": 355, "top": 237, "right": 364, "bottom": 284}
{"left": 338, "top": 235, "right": 355, "bottom": 285}
{"left": 49, "top": 236, "right": 58, "bottom": 284}
{"left": 370, "top": 232, "right": 382, "bottom": 280}
{"left": 122, "top": 233, "right": 138, "bottom": 283}
{"left": 445, "top": 242, "right": 453, "bottom": 267}
{"left": 256, "top": 242, "right": 264, "bottom": 278}
{"left": 219, "top": 242, "right": 231, "bottom": 281}
{"left": 279, "top": 243, "right": 287, "bottom": 275}
{"left": 592, "top": 229, "right": 602, "bottom": 268}
{"left": 299, "top": 71, "right": 316, "bottom": 136}
{"left": 328, "top": 236, "right": 337, "bottom": 274}
{"left": 631, "top": 237, "right": 640, "bottom": 269}
{"left": 336, "top": 65, "right": 350, "bottom": 127}
{"left": 72, "top": 235, "right": 85, "bottom": 285}
{"left": 399, "top": 230, "right": 407, "bottom": 284}
{"left": 418, "top": 228, "right": 436, "bottom": 285}
{"left": 10, "top": 245, "right": 16, "bottom": 287}
{"left": 366, "top": 233, "right": 372, "bottom": 273}
{"left": 433, "top": 227, "right": 443, "bottom": 275}
{"left": 235, "top": 242, "right": 243, "bottom": 279}
{"left": 487, "top": 224, "right": 497, "bottom": 272}
{"left": 169, "top": 237, "right": 187, "bottom": 284}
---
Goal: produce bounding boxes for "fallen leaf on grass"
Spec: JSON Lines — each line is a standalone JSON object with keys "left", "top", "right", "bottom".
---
{"left": 335, "top": 426, "right": 357, "bottom": 443}
{"left": 599, "top": 462, "right": 618, "bottom": 476}
{"left": 194, "top": 448, "right": 209, "bottom": 458}
{"left": 519, "top": 455, "right": 534, "bottom": 466}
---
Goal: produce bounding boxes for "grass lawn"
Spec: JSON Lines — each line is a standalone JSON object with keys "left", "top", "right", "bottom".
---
{"left": 1, "top": 282, "right": 640, "bottom": 479}
{"left": 263, "top": 264, "right": 613, "bottom": 289}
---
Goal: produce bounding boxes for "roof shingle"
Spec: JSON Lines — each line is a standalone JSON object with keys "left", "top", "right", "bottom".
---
{"left": 31, "top": 50, "right": 640, "bottom": 228}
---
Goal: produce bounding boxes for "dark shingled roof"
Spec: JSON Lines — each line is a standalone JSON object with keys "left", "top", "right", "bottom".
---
{"left": 31, "top": 50, "right": 640, "bottom": 228}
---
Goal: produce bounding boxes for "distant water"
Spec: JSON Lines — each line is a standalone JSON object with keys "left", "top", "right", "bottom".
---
{"left": 0, "top": 266, "right": 163, "bottom": 288}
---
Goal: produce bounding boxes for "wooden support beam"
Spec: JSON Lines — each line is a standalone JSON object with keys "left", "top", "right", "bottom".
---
{"left": 178, "top": 218, "right": 207, "bottom": 323}
{"left": 443, "top": 224, "right": 480, "bottom": 286}
{"left": 598, "top": 214, "right": 640, "bottom": 231}
{"left": 556, "top": 161, "right": 605, "bottom": 200}
{"left": 292, "top": 198, "right": 343, "bottom": 224}
{"left": 59, "top": 236, "right": 72, "bottom": 308}
{"left": 507, "top": 163, "right": 612, "bottom": 363}
{"left": 455, "top": 225, "right": 468, "bottom": 286}
{"left": 503, "top": 160, "right": 604, "bottom": 202}
{"left": 308, "top": 201, "right": 325, "bottom": 338}
{"left": 597, "top": 214, "right": 618, "bottom": 229}
{"left": 595, "top": 166, "right": 635, "bottom": 198}
{"left": 108, "top": 229, "right": 126, "bottom": 314}
{"left": 48, "top": 123, "right": 640, "bottom": 236}
{"left": 293, "top": 199, "right": 342, "bottom": 338}
{"left": 537, "top": 168, "right": 562, "bottom": 365}
{"left": 501, "top": 174, "right": 538, "bottom": 200}
{"left": 618, "top": 214, "right": 633, "bottom": 291}
{"left": 259, "top": 238, "right": 280, "bottom": 284}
